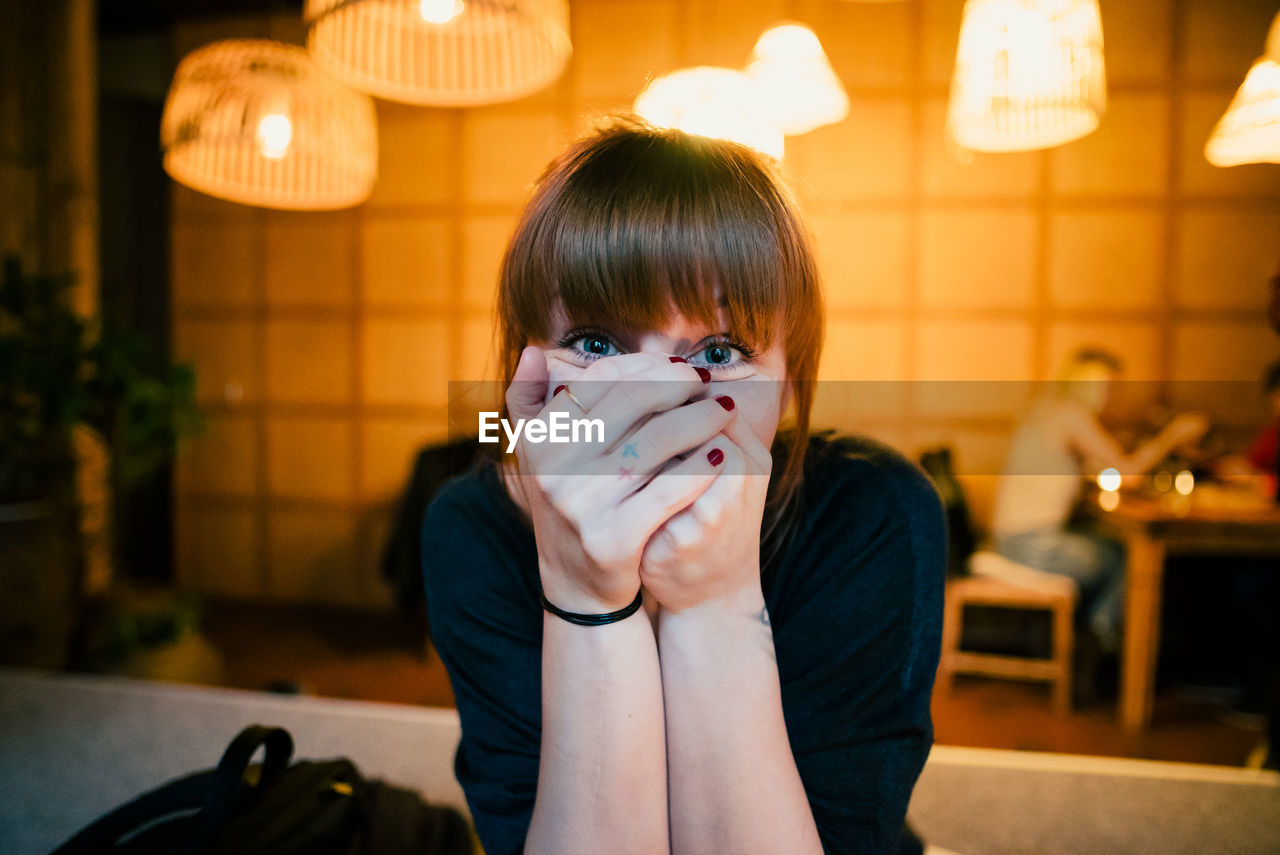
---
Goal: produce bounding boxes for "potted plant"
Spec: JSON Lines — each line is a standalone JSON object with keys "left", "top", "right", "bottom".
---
{"left": 0, "top": 255, "right": 199, "bottom": 667}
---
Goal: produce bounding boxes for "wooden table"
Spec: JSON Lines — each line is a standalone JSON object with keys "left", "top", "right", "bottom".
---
{"left": 1090, "top": 489, "right": 1280, "bottom": 732}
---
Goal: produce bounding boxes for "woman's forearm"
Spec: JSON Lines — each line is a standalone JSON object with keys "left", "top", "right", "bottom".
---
{"left": 657, "top": 593, "right": 824, "bottom": 855}
{"left": 526, "top": 608, "right": 669, "bottom": 855}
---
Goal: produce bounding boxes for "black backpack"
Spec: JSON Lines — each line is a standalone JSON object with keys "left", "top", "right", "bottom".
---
{"left": 50, "top": 725, "right": 473, "bottom": 855}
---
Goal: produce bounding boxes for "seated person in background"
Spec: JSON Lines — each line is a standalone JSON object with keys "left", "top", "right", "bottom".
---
{"left": 990, "top": 348, "right": 1208, "bottom": 657}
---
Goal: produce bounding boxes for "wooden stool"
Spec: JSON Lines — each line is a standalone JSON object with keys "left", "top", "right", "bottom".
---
{"left": 939, "top": 551, "right": 1079, "bottom": 713}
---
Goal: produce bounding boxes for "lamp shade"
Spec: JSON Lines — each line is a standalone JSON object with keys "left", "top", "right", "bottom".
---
{"left": 1205, "top": 11, "right": 1280, "bottom": 166}
{"left": 304, "top": 0, "right": 572, "bottom": 106}
{"left": 747, "top": 23, "right": 849, "bottom": 135}
{"left": 634, "top": 66, "right": 785, "bottom": 160}
{"left": 160, "top": 39, "right": 378, "bottom": 210}
{"left": 947, "top": 0, "right": 1106, "bottom": 153}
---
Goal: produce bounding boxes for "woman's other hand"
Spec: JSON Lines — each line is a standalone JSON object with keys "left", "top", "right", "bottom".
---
{"left": 639, "top": 402, "right": 774, "bottom": 615}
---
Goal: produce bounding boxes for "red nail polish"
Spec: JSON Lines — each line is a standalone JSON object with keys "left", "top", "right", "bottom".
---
{"left": 707, "top": 448, "right": 724, "bottom": 466}
{"left": 668, "top": 356, "right": 687, "bottom": 363}
{"left": 695, "top": 367, "right": 711, "bottom": 383}
{"left": 716, "top": 395, "right": 735, "bottom": 411}
{"left": 553, "top": 385, "right": 566, "bottom": 396}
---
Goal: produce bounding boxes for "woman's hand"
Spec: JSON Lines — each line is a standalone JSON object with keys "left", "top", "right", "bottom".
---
{"left": 505, "top": 346, "right": 735, "bottom": 615}
{"left": 639, "top": 404, "right": 774, "bottom": 615}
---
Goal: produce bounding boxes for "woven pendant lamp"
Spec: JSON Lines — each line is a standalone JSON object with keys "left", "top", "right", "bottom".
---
{"left": 1205, "top": 11, "right": 1280, "bottom": 166}
{"left": 304, "top": 0, "right": 572, "bottom": 106}
{"left": 161, "top": 39, "right": 378, "bottom": 210}
{"left": 634, "top": 67, "right": 786, "bottom": 160}
{"left": 947, "top": 0, "right": 1106, "bottom": 153}
{"left": 747, "top": 23, "right": 848, "bottom": 135}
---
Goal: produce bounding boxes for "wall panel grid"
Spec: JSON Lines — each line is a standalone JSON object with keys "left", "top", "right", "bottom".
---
{"left": 171, "top": 1, "right": 1280, "bottom": 603}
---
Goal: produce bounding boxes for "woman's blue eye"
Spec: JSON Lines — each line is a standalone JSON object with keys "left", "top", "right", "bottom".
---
{"left": 688, "top": 337, "right": 754, "bottom": 374}
{"left": 704, "top": 343, "right": 734, "bottom": 365}
{"left": 559, "top": 331, "right": 619, "bottom": 360}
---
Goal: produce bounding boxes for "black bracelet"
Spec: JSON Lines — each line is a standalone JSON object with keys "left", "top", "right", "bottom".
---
{"left": 540, "top": 588, "right": 644, "bottom": 626}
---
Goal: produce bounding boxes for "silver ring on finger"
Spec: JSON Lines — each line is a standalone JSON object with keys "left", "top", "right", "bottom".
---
{"left": 563, "top": 386, "right": 590, "bottom": 414}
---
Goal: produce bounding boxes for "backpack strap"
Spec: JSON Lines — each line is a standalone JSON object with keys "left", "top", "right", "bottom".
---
{"left": 182, "top": 726, "right": 294, "bottom": 853}
{"left": 49, "top": 770, "right": 215, "bottom": 855}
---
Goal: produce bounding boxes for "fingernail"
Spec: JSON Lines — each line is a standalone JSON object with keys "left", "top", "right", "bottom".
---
{"left": 715, "top": 395, "right": 735, "bottom": 412}
{"left": 695, "top": 367, "right": 711, "bottom": 383}
{"left": 707, "top": 448, "right": 724, "bottom": 466}
{"left": 553, "top": 385, "right": 566, "bottom": 396}
{"left": 668, "top": 356, "right": 687, "bottom": 363}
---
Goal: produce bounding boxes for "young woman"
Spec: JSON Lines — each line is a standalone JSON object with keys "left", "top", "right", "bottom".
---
{"left": 423, "top": 120, "right": 945, "bottom": 855}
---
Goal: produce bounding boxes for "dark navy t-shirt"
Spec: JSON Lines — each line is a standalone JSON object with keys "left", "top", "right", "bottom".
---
{"left": 422, "top": 434, "right": 945, "bottom": 855}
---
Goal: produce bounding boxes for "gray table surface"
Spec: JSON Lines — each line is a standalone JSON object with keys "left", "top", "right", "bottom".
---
{"left": 0, "top": 669, "right": 467, "bottom": 854}
{"left": 2, "top": 669, "right": 1278, "bottom": 855}
{"left": 909, "top": 746, "right": 1280, "bottom": 855}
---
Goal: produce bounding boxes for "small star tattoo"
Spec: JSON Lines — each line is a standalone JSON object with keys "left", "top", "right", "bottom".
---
{"left": 622, "top": 442, "right": 639, "bottom": 458}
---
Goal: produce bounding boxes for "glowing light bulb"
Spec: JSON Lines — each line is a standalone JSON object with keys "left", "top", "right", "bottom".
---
{"left": 420, "top": 0, "right": 464, "bottom": 24}
{"left": 1097, "top": 467, "right": 1122, "bottom": 492}
{"left": 754, "top": 24, "right": 824, "bottom": 61}
{"left": 948, "top": 0, "right": 1106, "bottom": 153}
{"left": 257, "top": 113, "right": 292, "bottom": 159}
{"left": 634, "top": 67, "right": 785, "bottom": 159}
{"left": 1174, "top": 470, "right": 1195, "bottom": 496}
{"left": 1006, "top": 7, "right": 1054, "bottom": 96}
{"left": 1240, "top": 58, "right": 1280, "bottom": 96}
{"left": 1205, "top": 57, "right": 1280, "bottom": 166}
{"left": 1099, "top": 490, "right": 1120, "bottom": 511}
{"left": 747, "top": 22, "right": 848, "bottom": 135}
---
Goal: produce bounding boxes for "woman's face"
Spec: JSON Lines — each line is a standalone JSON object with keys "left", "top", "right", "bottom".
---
{"left": 535, "top": 303, "right": 789, "bottom": 452}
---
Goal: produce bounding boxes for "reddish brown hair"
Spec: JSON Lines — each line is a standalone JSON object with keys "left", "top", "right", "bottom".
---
{"left": 497, "top": 118, "right": 824, "bottom": 546}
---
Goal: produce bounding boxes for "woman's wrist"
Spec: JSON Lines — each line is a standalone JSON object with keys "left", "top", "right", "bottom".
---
{"left": 657, "top": 582, "right": 767, "bottom": 627}
{"left": 538, "top": 561, "right": 642, "bottom": 615}
{"left": 657, "top": 587, "right": 776, "bottom": 679}
{"left": 542, "top": 587, "right": 644, "bottom": 626}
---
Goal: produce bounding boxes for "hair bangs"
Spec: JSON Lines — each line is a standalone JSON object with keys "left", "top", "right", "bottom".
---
{"left": 503, "top": 124, "right": 815, "bottom": 361}
{"left": 545, "top": 180, "right": 789, "bottom": 354}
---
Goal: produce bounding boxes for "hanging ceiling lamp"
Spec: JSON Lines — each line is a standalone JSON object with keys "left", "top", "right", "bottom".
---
{"left": 160, "top": 39, "right": 378, "bottom": 210}
{"left": 1205, "top": 11, "right": 1280, "bottom": 166}
{"left": 747, "top": 22, "right": 848, "bottom": 135}
{"left": 634, "top": 67, "right": 786, "bottom": 160}
{"left": 304, "top": 0, "right": 572, "bottom": 106}
{"left": 947, "top": 0, "right": 1106, "bottom": 153}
